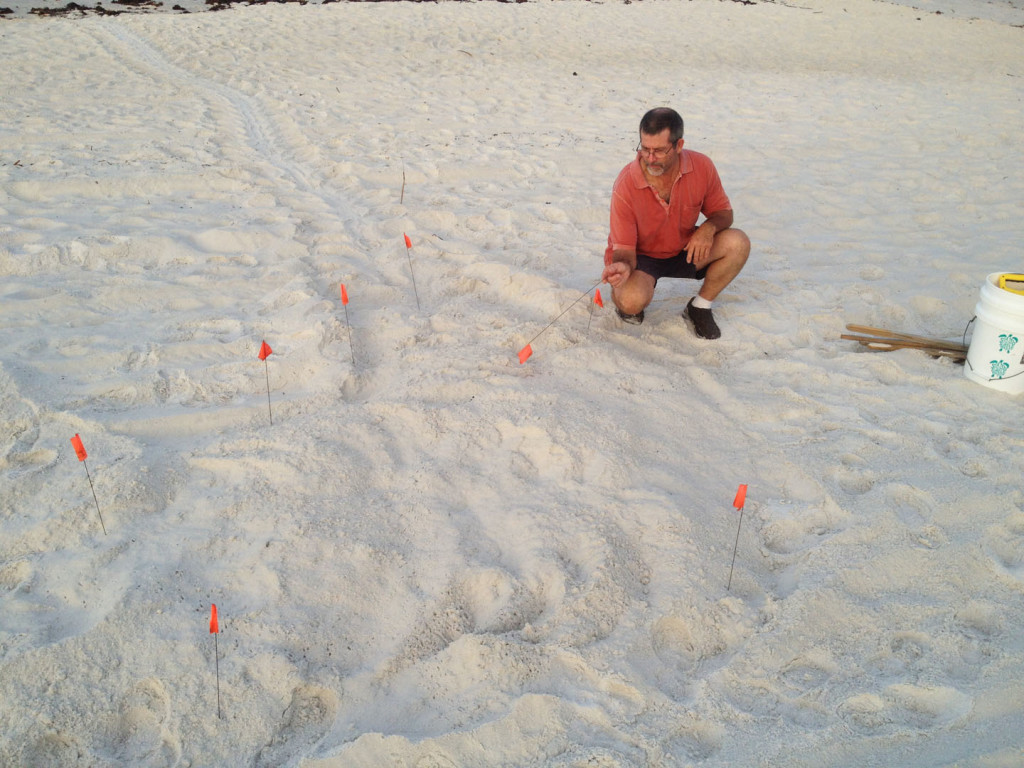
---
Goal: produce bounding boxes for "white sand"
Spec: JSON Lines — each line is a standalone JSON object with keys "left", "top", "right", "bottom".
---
{"left": 2, "top": 1, "right": 1023, "bottom": 766}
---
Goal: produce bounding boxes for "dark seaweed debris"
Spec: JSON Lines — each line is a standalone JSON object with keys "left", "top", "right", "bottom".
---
{"left": 205, "top": 0, "right": 306, "bottom": 11}
{"left": 31, "top": 2, "right": 121, "bottom": 13}
{"left": 24, "top": 0, "right": 318, "bottom": 14}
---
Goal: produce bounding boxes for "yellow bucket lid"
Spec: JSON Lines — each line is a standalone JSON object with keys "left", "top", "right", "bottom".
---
{"left": 998, "top": 273, "right": 1024, "bottom": 295}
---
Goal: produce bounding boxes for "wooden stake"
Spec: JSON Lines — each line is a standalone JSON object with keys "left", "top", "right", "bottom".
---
{"left": 846, "top": 324, "right": 968, "bottom": 347}
{"left": 842, "top": 324, "right": 967, "bottom": 360}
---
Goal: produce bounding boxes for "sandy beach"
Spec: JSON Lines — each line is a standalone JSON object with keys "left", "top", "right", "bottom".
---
{"left": 1, "top": 1, "right": 1023, "bottom": 766}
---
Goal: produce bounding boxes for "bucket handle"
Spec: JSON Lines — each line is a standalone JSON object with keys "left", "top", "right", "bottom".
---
{"left": 962, "top": 315, "right": 978, "bottom": 376}
{"left": 962, "top": 315, "right": 975, "bottom": 348}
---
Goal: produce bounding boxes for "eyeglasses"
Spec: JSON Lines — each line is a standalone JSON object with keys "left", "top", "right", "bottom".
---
{"left": 636, "top": 142, "right": 675, "bottom": 160}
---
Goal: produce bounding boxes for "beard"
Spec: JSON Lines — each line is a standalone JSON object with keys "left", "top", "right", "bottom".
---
{"left": 643, "top": 160, "right": 666, "bottom": 177}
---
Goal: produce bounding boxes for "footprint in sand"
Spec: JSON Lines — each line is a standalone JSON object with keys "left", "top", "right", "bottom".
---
{"left": 650, "top": 603, "right": 747, "bottom": 702}
{"left": 255, "top": 684, "right": 338, "bottom": 768}
{"left": 884, "top": 483, "right": 949, "bottom": 549}
{"left": 660, "top": 716, "right": 724, "bottom": 762}
{"left": 867, "top": 630, "right": 932, "bottom": 678}
{"left": 719, "top": 649, "right": 836, "bottom": 730}
{"left": 758, "top": 499, "right": 846, "bottom": 597}
{"left": 830, "top": 464, "right": 876, "bottom": 495}
{"left": 414, "top": 755, "right": 459, "bottom": 768}
{"left": 838, "top": 683, "right": 972, "bottom": 734}
{"left": 0, "top": 559, "right": 31, "bottom": 593}
{"left": 18, "top": 730, "right": 86, "bottom": 768}
{"left": 760, "top": 500, "right": 844, "bottom": 557}
{"left": 984, "top": 511, "right": 1024, "bottom": 583}
{"left": 651, "top": 615, "right": 707, "bottom": 676}
{"left": 384, "top": 569, "right": 548, "bottom": 679}
{"left": 112, "top": 678, "right": 181, "bottom": 767}
{"left": 0, "top": 378, "right": 57, "bottom": 475}
{"left": 779, "top": 649, "right": 838, "bottom": 694}
{"left": 551, "top": 533, "right": 651, "bottom": 648}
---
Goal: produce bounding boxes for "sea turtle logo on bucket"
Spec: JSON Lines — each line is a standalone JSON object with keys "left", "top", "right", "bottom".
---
{"left": 997, "top": 333, "right": 1019, "bottom": 354}
{"left": 989, "top": 360, "right": 1011, "bottom": 379}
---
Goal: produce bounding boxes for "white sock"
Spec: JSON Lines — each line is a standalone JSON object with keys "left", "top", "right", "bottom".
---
{"left": 691, "top": 295, "right": 713, "bottom": 310}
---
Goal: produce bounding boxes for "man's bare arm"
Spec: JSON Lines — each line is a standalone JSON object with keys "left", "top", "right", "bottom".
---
{"left": 686, "top": 209, "right": 734, "bottom": 267}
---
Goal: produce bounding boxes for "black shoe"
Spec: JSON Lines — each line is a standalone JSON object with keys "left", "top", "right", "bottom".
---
{"left": 685, "top": 299, "right": 721, "bottom": 339}
{"left": 616, "top": 308, "right": 645, "bottom": 325}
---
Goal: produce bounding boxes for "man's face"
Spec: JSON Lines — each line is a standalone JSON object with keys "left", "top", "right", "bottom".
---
{"left": 637, "top": 128, "right": 680, "bottom": 177}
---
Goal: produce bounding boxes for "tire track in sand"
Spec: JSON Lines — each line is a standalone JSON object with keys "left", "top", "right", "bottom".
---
{"left": 92, "top": 21, "right": 364, "bottom": 257}
{"left": 88, "top": 20, "right": 398, "bottom": 400}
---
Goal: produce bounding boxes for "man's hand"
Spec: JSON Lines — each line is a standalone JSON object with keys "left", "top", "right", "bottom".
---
{"left": 684, "top": 221, "right": 717, "bottom": 268}
{"left": 602, "top": 261, "right": 632, "bottom": 287}
{"left": 685, "top": 210, "right": 734, "bottom": 268}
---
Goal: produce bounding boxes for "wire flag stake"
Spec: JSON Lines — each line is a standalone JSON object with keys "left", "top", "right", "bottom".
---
{"left": 256, "top": 342, "right": 272, "bottom": 428}
{"left": 518, "top": 279, "right": 603, "bottom": 364}
{"left": 403, "top": 234, "right": 421, "bottom": 311}
{"left": 727, "top": 484, "right": 748, "bottom": 591}
{"left": 340, "top": 283, "right": 355, "bottom": 366}
{"left": 587, "top": 287, "right": 604, "bottom": 331}
{"left": 71, "top": 434, "right": 106, "bottom": 535}
{"left": 210, "top": 604, "right": 222, "bottom": 720}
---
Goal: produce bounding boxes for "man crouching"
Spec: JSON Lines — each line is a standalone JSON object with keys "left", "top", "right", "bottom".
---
{"left": 601, "top": 107, "right": 750, "bottom": 339}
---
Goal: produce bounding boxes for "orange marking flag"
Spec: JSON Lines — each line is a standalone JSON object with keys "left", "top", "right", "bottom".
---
{"left": 340, "top": 284, "right": 349, "bottom": 305}
{"left": 733, "top": 484, "right": 748, "bottom": 510}
{"left": 71, "top": 434, "right": 88, "bottom": 462}
{"left": 258, "top": 341, "right": 273, "bottom": 361}
{"left": 518, "top": 345, "right": 533, "bottom": 364}
{"left": 594, "top": 289, "right": 604, "bottom": 308}
{"left": 404, "top": 233, "right": 412, "bottom": 249}
{"left": 209, "top": 604, "right": 219, "bottom": 634}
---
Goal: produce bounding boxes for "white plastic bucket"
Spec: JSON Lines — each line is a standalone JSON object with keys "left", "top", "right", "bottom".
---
{"left": 964, "top": 272, "right": 1024, "bottom": 394}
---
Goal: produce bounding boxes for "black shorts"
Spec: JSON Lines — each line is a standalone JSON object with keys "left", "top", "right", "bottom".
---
{"left": 635, "top": 250, "right": 707, "bottom": 284}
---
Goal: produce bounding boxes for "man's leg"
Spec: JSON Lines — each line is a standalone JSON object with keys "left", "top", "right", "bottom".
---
{"left": 612, "top": 268, "right": 656, "bottom": 318}
{"left": 696, "top": 228, "right": 750, "bottom": 302}
{"left": 686, "top": 228, "right": 750, "bottom": 338}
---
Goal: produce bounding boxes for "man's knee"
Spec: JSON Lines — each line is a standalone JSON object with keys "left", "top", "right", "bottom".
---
{"left": 615, "top": 295, "right": 649, "bottom": 315}
{"left": 716, "top": 228, "right": 750, "bottom": 260}
{"left": 613, "top": 273, "right": 655, "bottom": 314}
{"left": 613, "top": 287, "right": 650, "bottom": 314}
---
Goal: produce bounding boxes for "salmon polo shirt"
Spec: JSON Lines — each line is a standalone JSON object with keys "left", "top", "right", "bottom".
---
{"left": 605, "top": 149, "right": 732, "bottom": 264}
